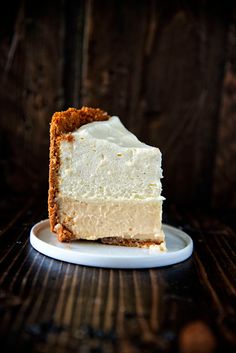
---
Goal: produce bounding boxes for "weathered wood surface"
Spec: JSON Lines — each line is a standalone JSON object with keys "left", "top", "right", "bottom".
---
{"left": 0, "top": 197, "right": 235, "bottom": 353}
{"left": 0, "top": 0, "right": 64, "bottom": 193}
{"left": 0, "top": 0, "right": 236, "bottom": 207}
{"left": 213, "top": 10, "right": 236, "bottom": 209}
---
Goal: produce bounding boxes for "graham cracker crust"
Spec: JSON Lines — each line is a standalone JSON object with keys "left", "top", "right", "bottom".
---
{"left": 48, "top": 107, "right": 109, "bottom": 242}
{"left": 101, "top": 235, "right": 166, "bottom": 250}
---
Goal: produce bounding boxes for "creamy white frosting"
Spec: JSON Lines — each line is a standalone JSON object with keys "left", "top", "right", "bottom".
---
{"left": 78, "top": 116, "right": 153, "bottom": 148}
{"left": 58, "top": 116, "right": 163, "bottom": 201}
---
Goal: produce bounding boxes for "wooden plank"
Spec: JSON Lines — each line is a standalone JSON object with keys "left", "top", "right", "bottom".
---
{"left": 22, "top": 1, "right": 64, "bottom": 192}
{"left": 81, "top": 0, "right": 150, "bottom": 129}
{"left": 63, "top": 0, "right": 85, "bottom": 107}
{"left": 140, "top": 3, "right": 228, "bottom": 207}
{"left": 213, "top": 13, "right": 236, "bottom": 208}
{"left": 0, "top": 0, "right": 25, "bottom": 193}
{"left": 0, "top": 1, "right": 64, "bottom": 194}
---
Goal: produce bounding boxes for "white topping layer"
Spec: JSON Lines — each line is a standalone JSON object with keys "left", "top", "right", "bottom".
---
{"left": 58, "top": 116, "right": 163, "bottom": 201}
{"left": 78, "top": 116, "right": 152, "bottom": 148}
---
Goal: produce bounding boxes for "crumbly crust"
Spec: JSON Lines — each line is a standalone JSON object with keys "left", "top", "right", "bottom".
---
{"left": 101, "top": 237, "right": 166, "bottom": 249}
{"left": 48, "top": 107, "right": 109, "bottom": 242}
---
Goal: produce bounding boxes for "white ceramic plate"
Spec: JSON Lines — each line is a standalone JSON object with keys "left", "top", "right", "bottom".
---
{"left": 30, "top": 220, "right": 193, "bottom": 269}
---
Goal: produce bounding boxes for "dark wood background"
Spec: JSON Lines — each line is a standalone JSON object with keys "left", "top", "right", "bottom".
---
{"left": 1, "top": 0, "right": 236, "bottom": 209}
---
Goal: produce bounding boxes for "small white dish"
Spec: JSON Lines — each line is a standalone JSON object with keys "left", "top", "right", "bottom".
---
{"left": 30, "top": 220, "right": 193, "bottom": 269}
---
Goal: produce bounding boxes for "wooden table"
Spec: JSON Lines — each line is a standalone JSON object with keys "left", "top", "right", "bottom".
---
{"left": 0, "top": 196, "right": 235, "bottom": 353}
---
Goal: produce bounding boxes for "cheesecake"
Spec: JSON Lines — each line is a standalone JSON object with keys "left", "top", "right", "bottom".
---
{"left": 48, "top": 107, "right": 166, "bottom": 250}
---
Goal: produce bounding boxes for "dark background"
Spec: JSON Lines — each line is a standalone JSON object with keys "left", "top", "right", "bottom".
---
{"left": 1, "top": 0, "right": 236, "bottom": 210}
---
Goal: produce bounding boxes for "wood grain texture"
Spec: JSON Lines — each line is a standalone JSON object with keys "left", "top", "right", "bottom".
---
{"left": 63, "top": 0, "right": 85, "bottom": 107}
{"left": 0, "top": 197, "right": 235, "bottom": 353}
{"left": 146, "top": 2, "right": 228, "bottom": 207}
{"left": 213, "top": 11, "right": 236, "bottom": 208}
{"left": 82, "top": 0, "right": 150, "bottom": 130}
{"left": 0, "top": 0, "right": 64, "bottom": 193}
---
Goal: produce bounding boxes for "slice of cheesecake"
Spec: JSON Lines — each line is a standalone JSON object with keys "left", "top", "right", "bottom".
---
{"left": 48, "top": 107, "right": 166, "bottom": 250}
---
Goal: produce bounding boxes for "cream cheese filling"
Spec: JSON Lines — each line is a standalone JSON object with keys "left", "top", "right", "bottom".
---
{"left": 57, "top": 197, "right": 164, "bottom": 241}
{"left": 57, "top": 116, "right": 165, "bottom": 242}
